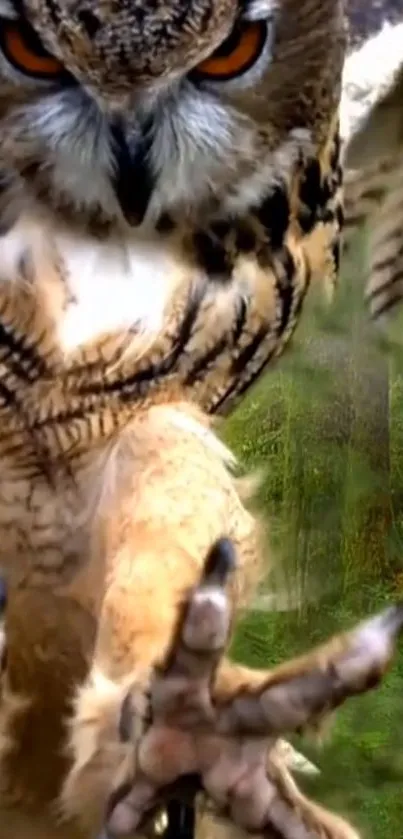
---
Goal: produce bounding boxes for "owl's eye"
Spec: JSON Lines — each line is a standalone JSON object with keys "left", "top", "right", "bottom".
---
{"left": 193, "top": 21, "right": 267, "bottom": 82}
{"left": 0, "top": 20, "right": 64, "bottom": 79}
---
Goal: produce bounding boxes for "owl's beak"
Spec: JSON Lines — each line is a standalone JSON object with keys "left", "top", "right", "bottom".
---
{"left": 109, "top": 119, "right": 155, "bottom": 227}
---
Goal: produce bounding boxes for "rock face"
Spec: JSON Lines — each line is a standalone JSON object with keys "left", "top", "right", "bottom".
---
{"left": 348, "top": 0, "right": 403, "bottom": 47}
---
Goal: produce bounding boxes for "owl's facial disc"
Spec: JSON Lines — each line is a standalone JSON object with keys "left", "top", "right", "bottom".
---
{"left": 0, "top": 0, "right": 285, "bottom": 229}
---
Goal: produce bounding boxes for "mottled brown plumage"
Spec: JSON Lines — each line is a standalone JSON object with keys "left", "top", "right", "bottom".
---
{"left": 0, "top": 1, "right": 372, "bottom": 838}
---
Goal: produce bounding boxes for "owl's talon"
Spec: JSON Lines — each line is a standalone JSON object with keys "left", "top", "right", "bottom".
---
{"left": 151, "top": 540, "right": 234, "bottom": 719}
{"left": 178, "top": 538, "right": 234, "bottom": 656}
{"left": 215, "top": 603, "right": 403, "bottom": 738}
{"left": 105, "top": 601, "right": 402, "bottom": 839}
{"left": 202, "top": 537, "right": 237, "bottom": 586}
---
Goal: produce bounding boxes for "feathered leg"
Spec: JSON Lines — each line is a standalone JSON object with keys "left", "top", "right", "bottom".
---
{"left": 68, "top": 538, "right": 402, "bottom": 839}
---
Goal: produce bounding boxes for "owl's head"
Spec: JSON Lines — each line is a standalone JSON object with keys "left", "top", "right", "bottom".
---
{"left": 0, "top": 0, "right": 343, "bottom": 234}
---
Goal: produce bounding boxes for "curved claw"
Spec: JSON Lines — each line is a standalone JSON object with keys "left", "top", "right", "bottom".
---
{"left": 273, "top": 739, "right": 320, "bottom": 776}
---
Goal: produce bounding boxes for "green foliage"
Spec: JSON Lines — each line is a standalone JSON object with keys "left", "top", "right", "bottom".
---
{"left": 221, "top": 245, "right": 403, "bottom": 838}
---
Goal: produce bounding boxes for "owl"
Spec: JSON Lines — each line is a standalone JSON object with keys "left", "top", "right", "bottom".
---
{"left": 0, "top": 2, "right": 394, "bottom": 839}
{"left": 0, "top": 0, "right": 345, "bottom": 418}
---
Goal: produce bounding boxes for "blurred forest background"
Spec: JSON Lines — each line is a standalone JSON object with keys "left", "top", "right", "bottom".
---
{"left": 224, "top": 232, "right": 403, "bottom": 839}
{"left": 220, "top": 5, "right": 403, "bottom": 837}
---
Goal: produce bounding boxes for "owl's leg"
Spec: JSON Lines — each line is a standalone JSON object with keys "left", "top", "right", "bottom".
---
{"left": 103, "top": 539, "right": 403, "bottom": 839}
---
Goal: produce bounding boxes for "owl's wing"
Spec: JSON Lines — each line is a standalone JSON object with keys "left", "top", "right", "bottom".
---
{"left": 341, "top": 23, "right": 403, "bottom": 322}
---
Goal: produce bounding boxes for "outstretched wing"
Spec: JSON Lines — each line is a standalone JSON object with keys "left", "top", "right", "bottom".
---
{"left": 341, "top": 24, "right": 403, "bottom": 321}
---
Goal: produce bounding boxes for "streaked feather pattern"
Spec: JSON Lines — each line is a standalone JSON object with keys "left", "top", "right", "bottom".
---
{"left": 341, "top": 23, "right": 403, "bottom": 321}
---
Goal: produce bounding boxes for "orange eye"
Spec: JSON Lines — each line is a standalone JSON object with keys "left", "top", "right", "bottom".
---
{"left": 0, "top": 20, "right": 64, "bottom": 79}
{"left": 193, "top": 21, "right": 267, "bottom": 82}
